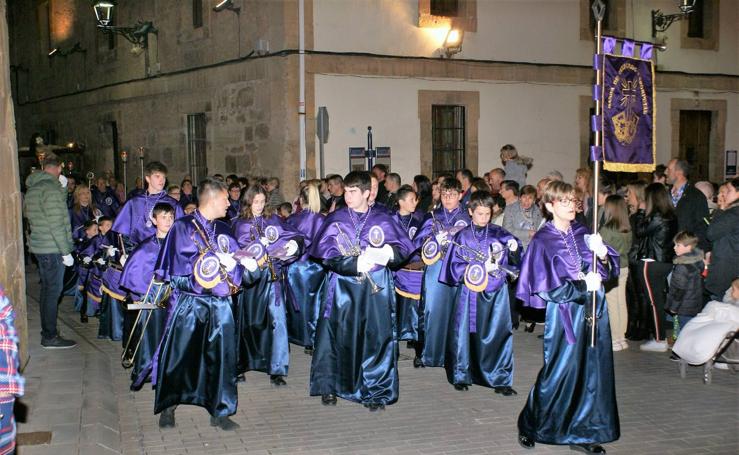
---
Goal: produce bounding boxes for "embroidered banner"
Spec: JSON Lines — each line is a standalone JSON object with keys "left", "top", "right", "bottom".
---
{"left": 600, "top": 53, "right": 656, "bottom": 172}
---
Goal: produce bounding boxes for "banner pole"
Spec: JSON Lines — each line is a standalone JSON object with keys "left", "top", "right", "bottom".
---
{"left": 590, "top": 1, "right": 604, "bottom": 348}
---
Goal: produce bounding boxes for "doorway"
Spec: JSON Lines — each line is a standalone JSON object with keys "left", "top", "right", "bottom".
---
{"left": 678, "top": 110, "right": 711, "bottom": 181}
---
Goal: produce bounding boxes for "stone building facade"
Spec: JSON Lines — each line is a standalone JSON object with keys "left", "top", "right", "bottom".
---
{"left": 8, "top": 0, "right": 739, "bottom": 195}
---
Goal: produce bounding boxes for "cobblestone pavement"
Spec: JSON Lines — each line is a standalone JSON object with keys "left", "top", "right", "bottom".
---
{"left": 16, "top": 270, "right": 739, "bottom": 454}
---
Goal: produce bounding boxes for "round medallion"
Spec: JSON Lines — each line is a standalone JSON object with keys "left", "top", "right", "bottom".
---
{"left": 422, "top": 239, "right": 441, "bottom": 266}
{"left": 368, "top": 225, "right": 385, "bottom": 247}
{"left": 408, "top": 226, "right": 417, "bottom": 239}
{"left": 489, "top": 241, "right": 504, "bottom": 262}
{"left": 194, "top": 254, "right": 222, "bottom": 289}
{"left": 105, "top": 197, "right": 113, "bottom": 206}
{"left": 464, "top": 262, "right": 488, "bottom": 292}
{"left": 217, "top": 234, "right": 231, "bottom": 254}
{"left": 454, "top": 219, "right": 468, "bottom": 228}
{"left": 264, "top": 225, "right": 279, "bottom": 243}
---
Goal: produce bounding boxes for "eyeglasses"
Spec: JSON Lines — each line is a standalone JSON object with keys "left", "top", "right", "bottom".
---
{"left": 441, "top": 191, "right": 459, "bottom": 199}
{"left": 556, "top": 198, "right": 577, "bottom": 207}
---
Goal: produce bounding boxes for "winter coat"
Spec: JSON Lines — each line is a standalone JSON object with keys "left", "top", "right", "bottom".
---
{"left": 633, "top": 212, "right": 677, "bottom": 263}
{"left": 705, "top": 202, "right": 739, "bottom": 297}
{"left": 600, "top": 225, "right": 632, "bottom": 268}
{"left": 23, "top": 171, "right": 73, "bottom": 255}
{"left": 672, "top": 183, "right": 710, "bottom": 251}
{"left": 666, "top": 248, "right": 705, "bottom": 316}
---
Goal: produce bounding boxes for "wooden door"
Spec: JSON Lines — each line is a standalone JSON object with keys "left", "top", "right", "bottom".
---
{"left": 678, "top": 110, "right": 711, "bottom": 181}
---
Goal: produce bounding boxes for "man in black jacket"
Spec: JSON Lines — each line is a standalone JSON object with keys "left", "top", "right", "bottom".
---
{"left": 666, "top": 159, "right": 710, "bottom": 251}
{"left": 705, "top": 178, "right": 739, "bottom": 299}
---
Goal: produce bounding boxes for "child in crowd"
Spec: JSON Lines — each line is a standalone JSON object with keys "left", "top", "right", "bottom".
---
{"left": 666, "top": 231, "right": 705, "bottom": 338}
{"left": 183, "top": 202, "right": 197, "bottom": 215}
{"left": 500, "top": 144, "right": 533, "bottom": 187}
{"left": 74, "top": 220, "right": 104, "bottom": 322}
{"left": 503, "top": 184, "right": 542, "bottom": 251}
{"left": 441, "top": 191, "right": 521, "bottom": 395}
{"left": 599, "top": 195, "right": 633, "bottom": 351}
{"left": 491, "top": 194, "right": 506, "bottom": 226}
{"left": 278, "top": 202, "right": 293, "bottom": 219}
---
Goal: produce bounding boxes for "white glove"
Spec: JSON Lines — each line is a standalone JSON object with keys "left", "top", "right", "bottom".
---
{"left": 284, "top": 240, "right": 299, "bottom": 258}
{"left": 434, "top": 231, "right": 448, "bottom": 245}
{"left": 106, "top": 246, "right": 119, "bottom": 257}
{"left": 584, "top": 271, "right": 602, "bottom": 292}
{"left": 259, "top": 237, "right": 270, "bottom": 246}
{"left": 379, "top": 244, "right": 394, "bottom": 263}
{"left": 239, "top": 256, "right": 258, "bottom": 272}
{"left": 506, "top": 238, "right": 518, "bottom": 253}
{"left": 82, "top": 256, "right": 92, "bottom": 265}
{"left": 585, "top": 233, "right": 608, "bottom": 260}
{"left": 95, "top": 258, "right": 106, "bottom": 265}
{"left": 62, "top": 254, "right": 74, "bottom": 267}
{"left": 485, "top": 260, "right": 499, "bottom": 274}
{"left": 356, "top": 253, "right": 373, "bottom": 274}
{"left": 216, "top": 252, "right": 236, "bottom": 272}
{"left": 119, "top": 254, "right": 128, "bottom": 267}
{"left": 59, "top": 174, "right": 68, "bottom": 188}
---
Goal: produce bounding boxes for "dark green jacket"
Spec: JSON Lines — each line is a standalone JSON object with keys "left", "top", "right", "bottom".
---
{"left": 600, "top": 225, "right": 632, "bottom": 268}
{"left": 23, "top": 171, "right": 73, "bottom": 255}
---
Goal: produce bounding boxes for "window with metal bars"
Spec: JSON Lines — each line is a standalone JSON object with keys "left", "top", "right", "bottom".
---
{"left": 430, "top": 0, "right": 459, "bottom": 17}
{"left": 431, "top": 105, "right": 465, "bottom": 179}
{"left": 193, "top": 0, "right": 203, "bottom": 29}
{"left": 187, "top": 114, "right": 208, "bottom": 184}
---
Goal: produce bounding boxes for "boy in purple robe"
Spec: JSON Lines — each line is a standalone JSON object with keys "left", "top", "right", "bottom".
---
{"left": 73, "top": 220, "right": 104, "bottom": 321}
{"left": 413, "top": 178, "right": 471, "bottom": 367}
{"left": 119, "top": 203, "right": 175, "bottom": 390}
{"left": 516, "top": 181, "right": 620, "bottom": 454}
{"left": 309, "top": 171, "right": 414, "bottom": 411}
{"left": 154, "top": 179, "right": 246, "bottom": 431}
{"left": 440, "top": 191, "right": 521, "bottom": 394}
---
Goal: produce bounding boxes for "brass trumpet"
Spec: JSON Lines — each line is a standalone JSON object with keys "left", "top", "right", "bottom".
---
{"left": 334, "top": 223, "right": 383, "bottom": 294}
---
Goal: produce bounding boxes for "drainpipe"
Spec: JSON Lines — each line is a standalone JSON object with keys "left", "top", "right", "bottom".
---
{"left": 298, "top": 0, "right": 307, "bottom": 180}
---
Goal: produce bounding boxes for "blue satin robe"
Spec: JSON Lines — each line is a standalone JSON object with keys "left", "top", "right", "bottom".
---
{"left": 309, "top": 207, "right": 414, "bottom": 406}
{"left": 73, "top": 234, "right": 103, "bottom": 315}
{"left": 414, "top": 207, "right": 471, "bottom": 366}
{"left": 516, "top": 221, "right": 620, "bottom": 445}
{"left": 154, "top": 214, "right": 243, "bottom": 418}
{"left": 284, "top": 210, "right": 326, "bottom": 347}
{"left": 440, "top": 225, "right": 521, "bottom": 388}
{"left": 232, "top": 215, "right": 303, "bottom": 376}
{"left": 119, "top": 234, "right": 170, "bottom": 390}
{"left": 393, "top": 212, "right": 424, "bottom": 341}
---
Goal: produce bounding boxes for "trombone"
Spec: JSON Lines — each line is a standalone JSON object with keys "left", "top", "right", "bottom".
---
{"left": 121, "top": 279, "right": 170, "bottom": 369}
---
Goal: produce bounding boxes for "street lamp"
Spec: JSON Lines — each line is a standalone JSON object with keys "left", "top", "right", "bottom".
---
{"left": 652, "top": 0, "right": 696, "bottom": 37}
{"left": 92, "top": 1, "right": 158, "bottom": 49}
{"left": 213, "top": 0, "right": 241, "bottom": 14}
{"left": 442, "top": 28, "right": 464, "bottom": 58}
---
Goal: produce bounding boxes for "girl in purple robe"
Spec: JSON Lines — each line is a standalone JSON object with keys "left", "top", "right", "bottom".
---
{"left": 284, "top": 181, "right": 325, "bottom": 351}
{"left": 73, "top": 220, "right": 104, "bottom": 321}
{"left": 392, "top": 185, "right": 424, "bottom": 364}
{"left": 69, "top": 186, "right": 102, "bottom": 241}
{"left": 232, "top": 186, "right": 303, "bottom": 386}
{"left": 441, "top": 191, "right": 521, "bottom": 395}
{"left": 516, "top": 181, "right": 620, "bottom": 454}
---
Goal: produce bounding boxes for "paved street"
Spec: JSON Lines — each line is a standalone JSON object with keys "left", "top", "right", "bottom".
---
{"left": 16, "top": 269, "right": 739, "bottom": 455}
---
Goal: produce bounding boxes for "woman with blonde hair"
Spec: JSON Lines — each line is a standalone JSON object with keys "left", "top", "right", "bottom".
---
{"left": 500, "top": 144, "right": 533, "bottom": 187}
{"left": 70, "top": 186, "right": 102, "bottom": 240}
{"left": 285, "top": 180, "right": 326, "bottom": 351}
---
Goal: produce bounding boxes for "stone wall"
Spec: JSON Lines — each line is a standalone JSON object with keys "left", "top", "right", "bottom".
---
{"left": 0, "top": 0, "right": 28, "bottom": 366}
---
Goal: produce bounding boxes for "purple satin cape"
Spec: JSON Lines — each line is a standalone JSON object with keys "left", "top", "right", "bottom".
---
{"left": 112, "top": 191, "right": 184, "bottom": 246}
{"left": 120, "top": 235, "right": 163, "bottom": 301}
{"left": 286, "top": 210, "right": 325, "bottom": 262}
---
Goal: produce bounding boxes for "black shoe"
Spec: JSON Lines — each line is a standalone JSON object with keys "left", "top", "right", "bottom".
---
{"left": 518, "top": 433, "right": 535, "bottom": 449}
{"left": 80, "top": 314, "right": 88, "bottom": 323}
{"left": 270, "top": 375, "right": 287, "bottom": 386}
{"left": 304, "top": 347, "right": 314, "bottom": 356}
{"left": 494, "top": 386, "right": 518, "bottom": 396}
{"left": 537, "top": 334, "right": 544, "bottom": 339}
{"left": 413, "top": 356, "right": 424, "bottom": 368}
{"left": 321, "top": 394, "right": 337, "bottom": 406}
{"left": 236, "top": 374, "right": 246, "bottom": 383}
{"left": 365, "top": 402, "right": 385, "bottom": 412}
{"left": 570, "top": 443, "right": 606, "bottom": 453}
{"left": 525, "top": 323, "right": 536, "bottom": 333}
{"left": 41, "top": 336, "right": 78, "bottom": 349}
{"left": 669, "top": 352, "right": 682, "bottom": 362}
{"left": 158, "top": 407, "right": 176, "bottom": 428}
{"left": 210, "top": 415, "right": 240, "bottom": 431}
{"left": 453, "top": 384, "right": 469, "bottom": 391}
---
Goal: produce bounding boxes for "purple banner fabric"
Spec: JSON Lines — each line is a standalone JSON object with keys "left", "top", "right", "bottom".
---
{"left": 640, "top": 43, "right": 654, "bottom": 60}
{"left": 593, "top": 54, "right": 602, "bottom": 70}
{"left": 591, "top": 115, "right": 602, "bottom": 132}
{"left": 621, "top": 40, "right": 635, "bottom": 57}
{"left": 601, "top": 54, "right": 656, "bottom": 172}
{"left": 602, "top": 37, "right": 616, "bottom": 54}
{"left": 590, "top": 146, "right": 602, "bottom": 162}
{"left": 593, "top": 85, "right": 601, "bottom": 101}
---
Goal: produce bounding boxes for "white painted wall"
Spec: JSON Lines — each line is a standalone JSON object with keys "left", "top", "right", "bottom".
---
{"left": 314, "top": 0, "right": 738, "bottom": 75}
{"left": 314, "top": 74, "right": 739, "bottom": 184}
